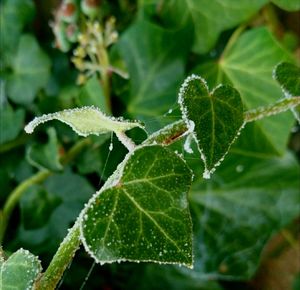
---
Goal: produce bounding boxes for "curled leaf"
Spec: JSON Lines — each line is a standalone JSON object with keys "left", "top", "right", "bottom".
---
{"left": 25, "top": 106, "right": 144, "bottom": 136}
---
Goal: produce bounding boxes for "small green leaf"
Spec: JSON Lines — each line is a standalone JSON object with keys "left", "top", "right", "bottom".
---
{"left": 179, "top": 75, "right": 244, "bottom": 178}
{"left": 274, "top": 62, "right": 300, "bottom": 97}
{"left": 0, "top": 104, "right": 25, "bottom": 145}
{"left": 26, "top": 127, "right": 63, "bottom": 171}
{"left": 24, "top": 106, "right": 144, "bottom": 137}
{"left": 80, "top": 145, "right": 193, "bottom": 268}
{"left": 7, "top": 34, "right": 51, "bottom": 104}
{"left": 0, "top": 248, "right": 42, "bottom": 290}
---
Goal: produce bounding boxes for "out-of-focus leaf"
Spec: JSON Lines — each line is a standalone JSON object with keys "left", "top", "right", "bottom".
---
{"left": 77, "top": 76, "right": 109, "bottom": 113}
{"left": 124, "top": 264, "right": 223, "bottom": 290}
{"left": 178, "top": 75, "right": 244, "bottom": 178}
{"left": 185, "top": 153, "right": 300, "bottom": 280}
{"left": 20, "top": 185, "right": 62, "bottom": 230}
{"left": 117, "top": 19, "right": 191, "bottom": 131}
{"left": 7, "top": 35, "right": 51, "bottom": 104}
{"left": 0, "top": 104, "right": 25, "bottom": 144}
{"left": 0, "top": 248, "right": 41, "bottom": 290}
{"left": 26, "top": 127, "right": 63, "bottom": 171}
{"left": 16, "top": 169, "right": 94, "bottom": 253}
{"left": 194, "top": 27, "right": 294, "bottom": 156}
{"left": 143, "top": 0, "right": 266, "bottom": 53}
{"left": 0, "top": 0, "right": 35, "bottom": 65}
{"left": 25, "top": 106, "right": 144, "bottom": 137}
{"left": 80, "top": 145, "right": 193, "bottom": 268}
{"left": 271, "top": 0, "right": 300, "bottom": 10}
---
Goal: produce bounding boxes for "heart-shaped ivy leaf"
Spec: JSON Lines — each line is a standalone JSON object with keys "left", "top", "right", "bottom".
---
{"left": 80, "top": 145, "right": 193, "bottom": 268}
{"left": 0, "top": 248, "right": 42, "bottom": 290}
{"left": 179, "top": 75, "right": 244, "bottom": 178}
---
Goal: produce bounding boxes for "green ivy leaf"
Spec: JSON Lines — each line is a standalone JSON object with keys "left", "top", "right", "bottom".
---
{"left": 26, "top": 127, "right": 63, "bottom": 172}
{"left": 195, "top": 27, "right": 294, "bottom": 156}
{"left": 80, "top": 145, "right": 193, "bottom": 268}
{"left": 117, "top": 19, "right": 191, "bottom": 131}
{"left": 143, "top": 0, "right": 266, "bottom": 53}
{"left": 20, "top": 185, "right": 62, "bottom": 230}
{"left": 24, "top": 106, "right": 144, "bottom": 137}
{"left": 0, "top": 248, "right": 42, "bottom": 290}
{"left": 187, "top": 153, "right": 300, "bottom": 279}
{"left": 0, "top": 104, "right": 25, "bottom": 145}
{"left": 0, "top": 0, "right": 35, "bottom": 65}
{"left": 271, "top": 0, "right": 300, "bottom": 10}
{"left": 274, "top": 62, "right": 300, "bottom": 97}
{"left": 7, "top": 34, "right": 51, "bottom": 104}
{"left": 179, "top": 75, "right": 244, "bottom": 178}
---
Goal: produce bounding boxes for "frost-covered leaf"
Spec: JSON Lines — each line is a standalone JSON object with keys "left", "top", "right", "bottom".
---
{"left": 274, "top": 62, "right": 300, "bottom": 97}
{"left": 26, "top": 127, "right": 63, "bottom": 171}
{"left": 0, "top": 104, "right": 25, "bottom": 145}
{"left": 7, "top": 34, "right": 51, "bottom": 104}
{"left": 195, "top": 27, "right": 294, "bottom": 156}
{"left": 24, "top": 106, "right": 144, "bottom": 137}
{"left": 0, "top": 248, "right": 42, "bottom": 290}
{"left": 117, "top": 19, "right": 191, "bottom": 131}
{"left": 143, "top": 0, "right": 266, "bottom": 53}
{"left": 80, "top": 145, "right": 193, "bottom": 268}
{"left": 186, "top": 153, "right": 300, "bottom": 280}
{"left": 179, "top": 75, "right": 244, "bottom": 178}
{"left": 271, "top": 0, "right": 300, "bottom": 10}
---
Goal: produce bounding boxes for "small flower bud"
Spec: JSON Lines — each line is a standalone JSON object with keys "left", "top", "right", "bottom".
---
{"left": 81, "top": 0, "right": 101, "bottom": 19}
{"left": 60, "top": 0, "right": 79, "bottom": 23}
{"left": 53, "top": 22, "right": 71, "bottom": 52}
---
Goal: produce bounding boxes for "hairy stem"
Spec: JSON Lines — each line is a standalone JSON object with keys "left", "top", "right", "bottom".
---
{"left": 35, "top": 221, "right": 81, "bottom": 290}
{"left": 0, "top": 138, "right": 91, "bottom": 244}
{"left": 244, "top": 96, "right": 300, "bottom": 122}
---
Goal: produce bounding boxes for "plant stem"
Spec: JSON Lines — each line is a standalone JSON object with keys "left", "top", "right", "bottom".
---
{"left": 0, "top": 170, "right": 51, "bottom": 243}
{"left": 35, "top": 221, "right": 81, "bottom": 290}
{"left": 0, "top": 138, "right": 91, "bottom": 244}
{"left": 115, "top": 131, "right": 137, "bottom": 151}
{"left": 244, "top": 96, "right": 300, "bottom": 122}
{"left": 0, "top": 134, "right": 30, "bottom": 154}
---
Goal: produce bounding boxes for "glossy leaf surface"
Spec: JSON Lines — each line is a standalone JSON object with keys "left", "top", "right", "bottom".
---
{"left": 0, "top": 248, "right": 42, "bottom": 290}
{"left": 179, "top": 75, "right": 244, "bottom": 178}
{"left": 80, "top": 145, "right": 193, "bottom": 268}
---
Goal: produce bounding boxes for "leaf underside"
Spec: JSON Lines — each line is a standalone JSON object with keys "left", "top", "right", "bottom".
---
{"left": 179, "top": 75, "right": 244, "bottom": 178}
{"left": 24, "top": 106, "right": 144, "bottom": 136}
{"left": 80, "top": 145, "right": 194, "bottom": 268}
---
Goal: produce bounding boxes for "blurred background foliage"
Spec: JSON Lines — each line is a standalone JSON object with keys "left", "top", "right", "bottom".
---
{"left": 0, "top": 0, "right": 299, "bottom": 289}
